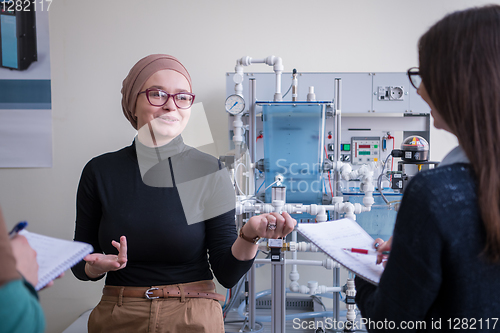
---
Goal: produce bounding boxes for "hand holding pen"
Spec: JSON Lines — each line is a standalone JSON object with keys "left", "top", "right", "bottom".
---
{"left": 374, "top": 237, "right": 392, "bottom": 267}
{"left": 342, "top": 237, "right": 392, "bottom": 266}
{"left": 8, "top": 221, "right": 63, "bottom": 289}
{"left": 9, "top": 221, "right": 39, "bottom": 287}
{"left": 8, "top": 221, "right": 28, "bottom": 239}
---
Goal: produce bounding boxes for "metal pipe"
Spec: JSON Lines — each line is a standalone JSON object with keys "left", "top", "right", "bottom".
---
{"left": 249, "top": 78, "right": 257, "bottom": 192}
{"left": 334, "top": 78, "right": 342, "bottom": 198}
{"left": 248, "top": 265, "right": 256, "bottom": 330}
{"left": 271, "top": 255, "right": 286, "bottom": 333}
{"left": 255, "top": 259, "right": 329, "bottom": 266}
{"left": 333, "top": 78, "right": 342, "bottom": 323}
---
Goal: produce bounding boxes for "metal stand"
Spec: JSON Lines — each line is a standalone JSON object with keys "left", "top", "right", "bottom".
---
{"left": 248, "top": 265, "right": 257, "bottom": 330}
{"left": 271, "top": 248, "right": 286, "bottom": 333}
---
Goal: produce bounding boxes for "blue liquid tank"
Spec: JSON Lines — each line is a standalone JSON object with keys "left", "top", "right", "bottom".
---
{"left": 262, "top": 103, "right": 325, "bottom": 204}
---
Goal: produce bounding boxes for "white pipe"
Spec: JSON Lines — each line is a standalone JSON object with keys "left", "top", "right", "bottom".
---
{"left": 273, "top": 57, "right": 283, "bottom": 101}
{"left": 248, "top": 58, "right": 266, "bottom": 64}
{"left": 255, "top": 259, "right": 323, "bottom": 266}
{"left": 291, "top": 281, "right": 342, "bottom": 295}
{"left": 333, "top": 160, "right": 379, "bottom": 210}
{"left": 237, "top": 201, "right": 363, "bottom": 217}
{"left": 232, "top": 114, "right": 244, "bottom": 144}
{"left": 258, "top": 241, "right": 340, "bottom": 256}
{"left": 316, "top": 206, "right": 327, "bottom": 222}
{"left": 293, "top": 241, "right": 320, "bottom": 252}
{"left": 231, "top": 61, "right": 244, "bottom": 150}
{"left": 289, "top": 230, "right": 300, "bottom": 295}
{"left": 236, "top": 161, "right": 379, "bottom": 218}
{"left": 254, "top": 258, "right": 338, "bottom": 268}
{"left": 233, "top": 55, "right": 283, "bottom": 102}
{"left": 233, "top": 62, "right": 244, "bottom": 97}
{"left": 345, "top": 278, "right": 357, "bottom": 323}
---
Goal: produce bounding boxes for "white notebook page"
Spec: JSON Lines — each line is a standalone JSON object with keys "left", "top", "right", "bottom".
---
{"left": 297, "top": 218, "right": 385, "bottom": 285}
{"left": 19, "top": 230, "right": 93, "bottom": 290}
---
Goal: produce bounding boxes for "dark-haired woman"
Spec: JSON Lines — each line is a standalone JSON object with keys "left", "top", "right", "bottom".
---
{"left": 355, "top": 5, "right": 500, "bottom": 332}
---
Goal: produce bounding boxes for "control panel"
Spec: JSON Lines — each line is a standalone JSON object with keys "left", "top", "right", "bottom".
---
{"left": 351, "top": 137, "right": 380, "bottom": 165}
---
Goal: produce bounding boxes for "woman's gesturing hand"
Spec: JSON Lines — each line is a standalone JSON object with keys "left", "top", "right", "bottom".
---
{"left": 244, "top": 212, "right": 297, "bottom": 240}
{"left": 84, "top": 236, "right": 128, "bottom": 278}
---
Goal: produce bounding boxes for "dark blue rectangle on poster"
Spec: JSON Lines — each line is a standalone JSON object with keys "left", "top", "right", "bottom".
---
{"left": 0, "top": 80, "right": 51, "bottom": 109}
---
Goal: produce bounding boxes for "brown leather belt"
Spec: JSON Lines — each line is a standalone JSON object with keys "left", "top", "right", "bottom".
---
{"left": 102, "top": 280, "right": 225, "bottom": 302}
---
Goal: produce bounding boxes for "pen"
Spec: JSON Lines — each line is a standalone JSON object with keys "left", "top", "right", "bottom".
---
{"left": 8, "top": 221, "right": 28, "bottom": 239}
{"left": 343, "top": 248, "right": 390, "bottom": 255}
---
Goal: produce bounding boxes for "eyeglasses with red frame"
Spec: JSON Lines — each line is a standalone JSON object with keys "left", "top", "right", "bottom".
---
{"left": 138, "top": 88, "right": 195, "bottom": 109}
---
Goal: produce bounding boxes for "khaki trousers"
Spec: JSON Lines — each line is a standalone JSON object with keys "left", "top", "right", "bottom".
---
{"left": 88, "top": 294, "right": 224, "bottom": 333}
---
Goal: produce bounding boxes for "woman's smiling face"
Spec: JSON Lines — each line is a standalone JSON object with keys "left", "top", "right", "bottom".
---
{"left": 135, "top": 69, "right": 192, "bottom": 146}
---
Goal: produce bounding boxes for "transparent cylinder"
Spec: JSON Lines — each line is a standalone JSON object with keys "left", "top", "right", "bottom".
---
{"left": 263, "top": 103, "right": 324, "bottom": 204}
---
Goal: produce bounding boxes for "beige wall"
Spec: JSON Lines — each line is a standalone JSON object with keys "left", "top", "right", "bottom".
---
{"left": 0, "top": 0, "right": 491, "bottom": 331}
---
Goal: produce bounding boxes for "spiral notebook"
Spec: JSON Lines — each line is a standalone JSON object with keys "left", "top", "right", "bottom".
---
{"left": 297, "top": 218, "right": 385, "bottom": 285}
{"left": 19, "top": 230, "right": 93, "bottom": 290}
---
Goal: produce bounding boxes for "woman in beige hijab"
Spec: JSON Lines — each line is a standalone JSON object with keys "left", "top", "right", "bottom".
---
{"left": 71, "top": 54, "right": 296, "bottom": 333}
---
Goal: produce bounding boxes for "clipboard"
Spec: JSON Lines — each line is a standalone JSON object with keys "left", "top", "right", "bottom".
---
{"left": 297, "top": 218, "right": 384, "bottom": 285}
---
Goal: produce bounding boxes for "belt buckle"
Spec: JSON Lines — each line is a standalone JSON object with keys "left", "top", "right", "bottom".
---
{"left": 145, "top": 287, "right": 159, "bottom": 300}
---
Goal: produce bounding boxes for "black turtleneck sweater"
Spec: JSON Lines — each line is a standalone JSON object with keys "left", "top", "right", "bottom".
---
{"left": 71, "top": 136, "right": 253, "bottom": 288}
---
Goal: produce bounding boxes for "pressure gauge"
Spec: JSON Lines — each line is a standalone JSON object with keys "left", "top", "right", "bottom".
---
{"left": 225, "top": 94, "right": 245, "bottom": 115}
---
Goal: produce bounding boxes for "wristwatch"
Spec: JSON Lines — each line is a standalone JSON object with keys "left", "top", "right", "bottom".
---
{"left": 239, "top": 228, "right": 260, "bottom": 244}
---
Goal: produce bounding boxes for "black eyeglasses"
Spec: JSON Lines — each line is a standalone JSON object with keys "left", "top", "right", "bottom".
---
{"left": 138, "top": 88, "right": 195, "bottom": 109}
{"left": 407, "top": 67, "right": 421, "bottom": 89}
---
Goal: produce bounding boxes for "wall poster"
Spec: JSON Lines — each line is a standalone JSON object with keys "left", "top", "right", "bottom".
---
{"left": 0, "top": 0, "right": 52, "bottom": 167}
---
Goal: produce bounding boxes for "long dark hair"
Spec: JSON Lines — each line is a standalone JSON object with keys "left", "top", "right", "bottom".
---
{"left": 419, "top": 5, "right": 500, "bottom": 262}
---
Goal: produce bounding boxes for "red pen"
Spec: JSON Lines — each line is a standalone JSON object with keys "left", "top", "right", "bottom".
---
{"left": 343, "top": 248, "right": 390, "bottom": 255}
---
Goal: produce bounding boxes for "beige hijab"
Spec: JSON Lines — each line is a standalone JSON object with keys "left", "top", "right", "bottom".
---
{"left": 121, "top": 54, "right": 192, "bottom": 130}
